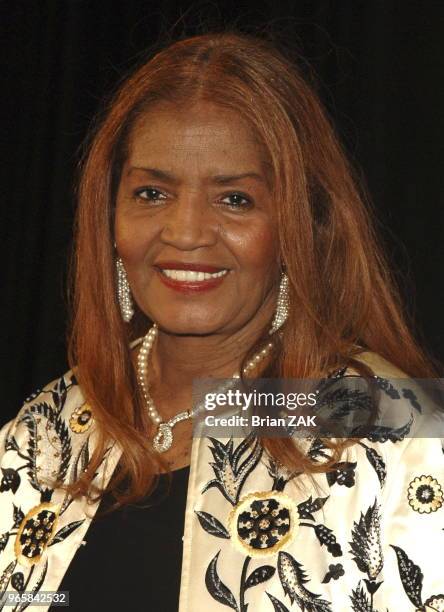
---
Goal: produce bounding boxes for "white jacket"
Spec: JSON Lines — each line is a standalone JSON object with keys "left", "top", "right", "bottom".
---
{"left": 0, "top": 352, "right": 443, "bottom": 611}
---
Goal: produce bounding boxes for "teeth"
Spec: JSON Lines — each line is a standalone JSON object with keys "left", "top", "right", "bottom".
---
{"left": 161, "top": 269, "right": 228, "bottom": 281}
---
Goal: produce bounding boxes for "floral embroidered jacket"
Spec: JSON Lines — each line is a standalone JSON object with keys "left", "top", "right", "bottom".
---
{"left": 0, "top": 352, "right": 443, "bottom": 612}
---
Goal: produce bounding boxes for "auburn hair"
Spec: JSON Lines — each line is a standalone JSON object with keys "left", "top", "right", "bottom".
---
{"left": 64, "top": 32, "right": 437, "bottom": 508}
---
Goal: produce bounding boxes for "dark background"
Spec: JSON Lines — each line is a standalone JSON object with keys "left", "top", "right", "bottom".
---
{"left": 1, "top": 1, "right": 443, "bottom": 420}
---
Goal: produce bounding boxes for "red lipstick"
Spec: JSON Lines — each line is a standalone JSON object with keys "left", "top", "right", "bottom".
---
{"left": 154, "top": 261, "right": 226, "bottom": 273}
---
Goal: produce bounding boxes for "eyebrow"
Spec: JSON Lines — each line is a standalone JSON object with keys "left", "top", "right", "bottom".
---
{"left": 127, "top": 166, "right": 265, "bottom": 185}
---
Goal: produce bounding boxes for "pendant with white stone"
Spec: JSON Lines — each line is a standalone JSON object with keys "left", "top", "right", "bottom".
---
{"left": 153, "top": 423, "right": 173, "bottom": 453}
{"left": 152, "top": 410, "right": 191, "bottom": 453}
{"left": 137, "top": 323, "right": 274, "bottom": 453}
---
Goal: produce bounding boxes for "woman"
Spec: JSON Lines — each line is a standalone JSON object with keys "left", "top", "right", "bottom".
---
{"left": 0, "top": 32, "right": 443, "bottom": 611}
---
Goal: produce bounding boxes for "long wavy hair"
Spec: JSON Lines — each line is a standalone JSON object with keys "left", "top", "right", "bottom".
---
{"left": 65, "top": 32, "right": 437, "bottom": 507}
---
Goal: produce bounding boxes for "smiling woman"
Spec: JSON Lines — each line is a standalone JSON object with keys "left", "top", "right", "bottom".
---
{"left": 115, "top": 102, "right": 279, "bottom": 338}
{"left": 0, "top": 32, "right": 443, "bottom": 612}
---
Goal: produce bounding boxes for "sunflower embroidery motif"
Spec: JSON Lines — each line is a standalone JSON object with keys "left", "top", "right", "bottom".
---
{"left": 14, "top": 503, "right": 59, "bottom": 566}
{"left": 407, "top": 475, "right": 443, "bottom": 514}
{"left": 229, "top": 491, "right": 298, "bottom": 557}
{"left": 69, "top": 403, "right": 93, "bottom": 433}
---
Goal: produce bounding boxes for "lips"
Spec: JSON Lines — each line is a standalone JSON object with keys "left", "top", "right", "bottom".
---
{"left": 154, "top": 261, "right": 230, "bottom": 293}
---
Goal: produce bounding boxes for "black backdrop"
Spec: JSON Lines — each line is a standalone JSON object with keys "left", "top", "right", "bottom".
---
{"left": 1, "top": 1, "right": 443, "bottom": 420}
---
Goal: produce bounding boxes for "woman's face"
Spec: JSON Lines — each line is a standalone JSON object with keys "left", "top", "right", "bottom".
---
{"left": 115, "top": 101, "right": 280, "bottom": 336}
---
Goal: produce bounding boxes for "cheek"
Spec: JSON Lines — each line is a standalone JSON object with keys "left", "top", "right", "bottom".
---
{"left": 226, "top": 218, "right": 279, "bottom": 272}
{"left": 114, "top": 213, "right": 156, "bottom": 265}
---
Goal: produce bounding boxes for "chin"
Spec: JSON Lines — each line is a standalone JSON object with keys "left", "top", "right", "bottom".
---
{"left": 153, "top": 312, "right": 226, "bottom": 337}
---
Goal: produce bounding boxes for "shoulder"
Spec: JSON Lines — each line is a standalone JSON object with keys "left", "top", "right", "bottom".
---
{"left": 347, "top": 349, "right": 409, "bottom": 378}
{"left": 0, "top": 370, "right": 94, "bottom": 464}
{"left": 317, "top": 350, "right": 444, "bottom": 468}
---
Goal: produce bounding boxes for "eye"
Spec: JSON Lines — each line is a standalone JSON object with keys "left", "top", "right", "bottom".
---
{"left": 219, "top": 192, "right": 253, "bottom": 210}
{"left": 134, "top": 187, "right": 167, "bottom": 203}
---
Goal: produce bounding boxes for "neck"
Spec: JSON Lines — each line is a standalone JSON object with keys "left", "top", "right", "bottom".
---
{"left": 154, "top": 319, "right": 271, "bottom": 390}
{"left": 136, "top": 293, "right": 277, "bottom": 422}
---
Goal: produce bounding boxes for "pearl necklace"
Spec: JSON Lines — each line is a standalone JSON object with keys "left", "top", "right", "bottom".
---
{"left": 137, "top": 324, "right": 274, "bottom": 453}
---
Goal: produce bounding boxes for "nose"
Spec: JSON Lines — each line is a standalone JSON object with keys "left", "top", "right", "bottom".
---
{"left": 160, "top": 194, "right": 217, "bottom": 250}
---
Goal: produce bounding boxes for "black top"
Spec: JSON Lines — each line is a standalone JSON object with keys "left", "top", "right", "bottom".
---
{"left": 55, "top": 466, "right": 190, "bottom": 612}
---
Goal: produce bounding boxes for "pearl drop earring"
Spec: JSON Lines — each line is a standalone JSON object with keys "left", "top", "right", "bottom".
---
{"left": 116, "top": 256, "right": 134, "bottom": 322}
{"left": 269, "top": 271, "right": 290, "bottom": 335}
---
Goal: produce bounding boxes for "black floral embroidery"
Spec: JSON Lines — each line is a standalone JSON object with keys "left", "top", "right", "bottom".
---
{"left": 391, "top": 545, "right": 444, "bottom": 611}
{"left": 0, "top": 560, "right": 16, "bottom": 591}
{"left": 364, "top": 414, "right": 414, "bottom": 443}
{"left": 322, "top": 563, "right": 344, "bottom": 583}
{"left": 15, "top": 401, "right": 72, "bottom": 496}
{"left": 350, "top": 500, "right": 383, "bottom": 580}
{"left": 266, "top": 591, "right": 290, "bottom": 611}
{"left": 307, "top": 438, "right": 331, "bottom": 462}
{"left": 244, "top": 564, "right": 275, "bottom": 589}
{"left": 402, "top": 388, "right": 422, "bottom": 413}
{"left": 0, "top": 468, "right": 21, "bottom": 494}
{"left": 205, "top": 552, "right": 277, "bottom": 612}
{"left": 313, "top": 524, "right": 342, "bottom": 557}
{"left": 0, "top": 374, "right": 94, "bottom": 604}
{"left": 372, "top": 376, "right": 400, "bottom": 399}
{"left": 297, "top": 495, "right": 343, "bottom": 557}
{"left": 350, "top": 583, "right": 374, "bottom": 611}
{"left": 266, "top": 457, "right": 298, "bottom": 492}
{"left": 297, "top": 495, "right": 328, "bottom": 521}
{"left": 202, "top": 434, "right": 262, "bottom": 505}
{"left": 358, "top": 442, "right": 386, "bottom": 487}
{"left": 316, "top": 386, "right": 374, "bottom": 423}
{"left": 349, "top": 499, "right": 383, "bottom": 609}
{"left": 205, "top": 551, "right": 239, "bottom": 611}
{"left": 326, "top": 461, "right": 356, "bottom": 488}
{"left": 423, "top": 594, "right": 444, "bottom": 609}
{"left": 278, "top": 551, "right": 333, "bottom": 611}
{"left": 390, "top": 545, "right": 423, "bottom": 608}
{"left": 195, "top": 511, "right": 230, "bottom": 539}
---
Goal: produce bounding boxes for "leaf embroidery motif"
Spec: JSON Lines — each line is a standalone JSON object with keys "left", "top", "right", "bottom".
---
{"left": 277, "top": 551, "right": 333, "bottom": 611}
{"left": 297, "top": 496, "right": 328, "bottom": 521}
{"left": 15, "top": 560, "right": 48, "bottom": 612}
{"left": 372, "top": 377, "right": 400, "bottom": 399}
{"left": 349, "top": 500, "right": 383, "bottom": 580}
{"left": 326, "top": 462, "right": 356, "bottom": 488}
{"left": 390, "top": 545, "right": 423, "bottom": 608}
{"left": 266, "top": 592, "right": 290, "bottom": 612}
{"left": 244, "top": 565, "right": 275, "bottom": 589}
{"left": 402, "top": 388, "right": 422, "bottom": 413}
{"left": 202, "top": 435, "right": 262, "bottom": 505}
{"left": 364, "top": 415, "right": 413, "bottom": 443}
{"left": 313, "top": 524, "right": 342, "bottom": 557}
{"left": 205, "top": 551, "right": 239, "bottom": 611}
{"left": 48, "top": 520, "right": 85, "bottom": 546}
{"left": 350, "top": 583, "right": 374, "bottom": 612}
{"left": 17, "top": 402, "right": 72, "bottom": 494}
{"left": 359, "top": 443, "right": 386, "bottom": 487}
{"left": 195, "top": 511, "right": 230, "bottom": 539}
{"left": 266, "top": 458, "right": 298, "bottom": 492}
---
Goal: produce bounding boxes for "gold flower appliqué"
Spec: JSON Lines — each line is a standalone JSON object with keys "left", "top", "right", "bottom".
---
{"left": 407, "top": 475, "right": 443, "bottom": 514}
{"left": 229, "top": 491, "right": 298, "bottom": 557}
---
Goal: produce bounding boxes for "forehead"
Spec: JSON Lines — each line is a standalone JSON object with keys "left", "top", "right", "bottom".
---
{"left": 126, "top": 101, "right": 269, "bottom": 172}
